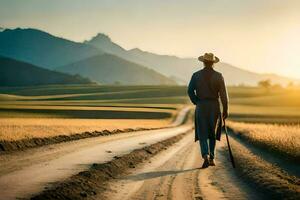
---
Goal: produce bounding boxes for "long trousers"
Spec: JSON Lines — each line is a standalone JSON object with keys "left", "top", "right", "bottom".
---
{"left": 199, "top": 138, "right": 216, "bottom": 159}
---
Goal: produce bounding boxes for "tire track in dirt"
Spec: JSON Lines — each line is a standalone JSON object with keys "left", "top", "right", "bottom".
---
{"left": 101, "top": 133, "right": 198, "bottom": 200}
{"left": 166, "top": 143, "right": 200, "bottom": 200}
{"left": 101, "top": 133, "right": 260, "bottom": 200}
{"left": 155, "top": 139, "right": 195, "bottom": 200}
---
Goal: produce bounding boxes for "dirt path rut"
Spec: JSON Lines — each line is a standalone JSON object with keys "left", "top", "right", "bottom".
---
{"left": 101, "top": 133, "right": 260, "bottom": 200}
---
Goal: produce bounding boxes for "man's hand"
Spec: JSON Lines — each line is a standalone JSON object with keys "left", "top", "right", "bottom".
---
{"left": 222, "top": 112, "right": 228, "bottom": 120}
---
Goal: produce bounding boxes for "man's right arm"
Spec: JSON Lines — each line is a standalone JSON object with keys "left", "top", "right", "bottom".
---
{"left": 187, "top": 74, "right": 198, "bottom": 105}
{"left": 219, "top": 74, "right": 229, "bottom": 119}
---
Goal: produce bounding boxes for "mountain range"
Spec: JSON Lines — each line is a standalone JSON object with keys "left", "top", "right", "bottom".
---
{"left": 86, "top": 33, "right": 298, "bottom": 86}
{"left": 0, "top": 28, "right": 298, "bottom": 86}
{"left": 0, "top": 28, "right": 100, "bottom": 69}
{"left": 57, "top": 54, "right": 176, "bottom": 85}
{"left": 0, "top": 56, "right": 92, "bottom": 86}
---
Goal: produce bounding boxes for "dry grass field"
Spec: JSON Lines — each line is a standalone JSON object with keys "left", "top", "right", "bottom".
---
{"left": 0, "top": 118, "right": 171, "bottom": 141}
{"left": 227, "top": 87, "right": 300, "bottom": 123}
{"left": 227, "top": 121, "right": 300, "bottom": 161}
{"left": 224, "top": 87, "right": 300, "bottom": 199}
{"left": 1, "top": 84, "right": 300, "bottom": 143}
{"left": 228, "top": 137, "right": 300, "bottom": 200}
{"left": 0, "top": 85, "right": 187, "bottom": 142}
{"left": 225, "top": 88, "right": 300, "bottom": 197}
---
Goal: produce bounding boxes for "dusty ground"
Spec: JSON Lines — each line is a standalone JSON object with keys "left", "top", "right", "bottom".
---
{"left": 101, "top": 134, "right": 260, "bottom": 200}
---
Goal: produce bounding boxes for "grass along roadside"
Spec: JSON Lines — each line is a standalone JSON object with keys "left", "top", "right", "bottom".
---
{"left": 227, "top": 121, "right": 300, "bottom": 163}
{"left": 29, "top": 131, "right": 191, "bottom": 200}
{"left": 228, "top": 137, "right": 300, "bottom": 200}
{"left": 0, "top": 118, "right": 171, "bottom": 142}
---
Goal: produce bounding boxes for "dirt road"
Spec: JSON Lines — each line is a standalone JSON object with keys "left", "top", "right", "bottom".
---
{"left": 0, "top": 105, "right": 282, "bottom": 200}
{"left": 101, "top": 132, "right": 260, "bottom": 200}
{"left": 0, "top": 108, "right": 192, "bottom": 200}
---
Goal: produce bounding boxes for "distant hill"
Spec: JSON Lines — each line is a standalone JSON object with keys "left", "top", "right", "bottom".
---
{"left": 0, "top": 28, "right": 101, "bottom": 69}
{"left": 85, "top": 33, "right": 127, "bottom": 57}
{"left": 0, "top": 56, "right": 93, "bottom": 86}
{"left": 57, "top": 54, "right": 177, "bottom": 85}
{"left": 86, "top": 33, "right": 298, "bottom": 86}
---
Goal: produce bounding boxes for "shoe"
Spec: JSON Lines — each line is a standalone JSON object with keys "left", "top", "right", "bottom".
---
{"left": 202, "top": 156, "right": 210, "bottom": 168}
{"left": 209, "top": 159, "right": 216, "bottom": 166}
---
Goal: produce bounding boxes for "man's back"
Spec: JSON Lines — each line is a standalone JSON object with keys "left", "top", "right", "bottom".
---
{"left": 188, "top": 67, "right": 228, "bottom": 112}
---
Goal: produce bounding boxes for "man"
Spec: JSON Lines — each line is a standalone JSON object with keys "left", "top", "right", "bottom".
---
{"left": 187, "top": 53, "right": 228, "bottom": 168}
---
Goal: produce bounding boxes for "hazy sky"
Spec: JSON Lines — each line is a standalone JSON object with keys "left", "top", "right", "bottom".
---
{"left": 1, "top": 0, "right": 300, "bottom": 78}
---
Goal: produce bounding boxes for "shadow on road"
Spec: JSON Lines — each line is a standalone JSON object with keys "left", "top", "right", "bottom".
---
{"left": 121, "top": 167, "right": 202, "bottom": 181}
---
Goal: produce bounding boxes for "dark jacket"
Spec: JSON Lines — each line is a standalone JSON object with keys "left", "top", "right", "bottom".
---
{"left": 187, "top": 67, "right": 228, "bottom": 141}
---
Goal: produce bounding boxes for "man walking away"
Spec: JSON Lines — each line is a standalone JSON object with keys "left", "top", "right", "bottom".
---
{"left": 187, "top": 53, "right": 229, "bottom": 168}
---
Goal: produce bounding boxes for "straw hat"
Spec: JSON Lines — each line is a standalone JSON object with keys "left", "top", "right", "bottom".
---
{"left": 198, "top": 53, "right": 219, "bottom": 63}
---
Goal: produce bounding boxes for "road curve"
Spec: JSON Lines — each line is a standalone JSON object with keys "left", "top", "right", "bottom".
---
{"left": 0, "top": 107, "right": 192, "bottom": 200}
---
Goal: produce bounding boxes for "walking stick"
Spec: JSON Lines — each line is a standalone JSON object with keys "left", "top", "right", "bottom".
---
{"left": 223, "top": 119, "right": 236, "bottom": 168}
